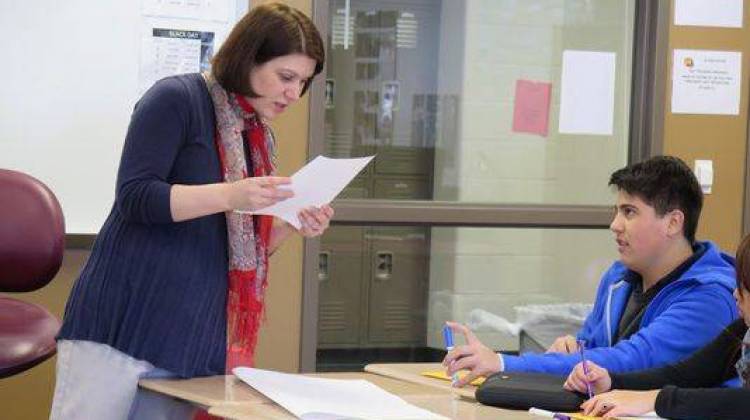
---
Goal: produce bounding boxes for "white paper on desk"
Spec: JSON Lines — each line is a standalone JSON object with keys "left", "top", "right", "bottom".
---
{"left": 247, "top": 155, "right": 374, "bottom": 229}
{"left": 616, "top": 412, "right": 665, "bottom": 420}
{"left": 558, "top": 50, "right": 616, "bottom": 136}
{"left": 675, "top": 0, "right": 743, "bottom": 28}
{"left": 234, "top": 367, "right": 447, "bottom": 420}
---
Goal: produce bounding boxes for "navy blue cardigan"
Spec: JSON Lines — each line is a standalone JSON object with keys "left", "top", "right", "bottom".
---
{"left": 59, "top": 74, "right": 231, "bottom": 377}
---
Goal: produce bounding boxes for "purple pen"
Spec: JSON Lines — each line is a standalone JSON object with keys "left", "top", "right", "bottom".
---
{"left": 528, "top": 407, "right": 571, "bottom": 419}
{"left": 577, "top": 339, "right": 594, "bottom": 399}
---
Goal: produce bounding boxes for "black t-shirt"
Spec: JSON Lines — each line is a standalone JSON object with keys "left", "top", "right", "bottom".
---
{"left": 611, "top": 318, "right": 748, "bottom": 419}
{"left": 614, "top": 243, "right": 707, "bottom": 343}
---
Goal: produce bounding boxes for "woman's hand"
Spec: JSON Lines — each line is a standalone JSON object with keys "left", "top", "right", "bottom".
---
{"left": 564, "top": 361, "right": 612, "bottom": 395}
{"left": 170, "top": 177, "right": 290, "bottom": 222}
{"left": 580, "top": 390, "right": 659, "bottom": 418}
{"left": 297, "top": 205, "right": 334, "bottom": 237}
{"left": 268, "top": 205, "right": 334, "bottom": 253}
{"left": 227, "top": 176, "right": 293, "bottom": 211}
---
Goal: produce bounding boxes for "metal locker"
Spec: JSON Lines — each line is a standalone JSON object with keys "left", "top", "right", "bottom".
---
{"left": 317, "top": 226, "right": 367, "bottom": 348}
{"left": 366, "top": 226, "right": 429, "bottom": 346}
{"left": 374, "top": 146, "right": 434, "bottom": 176}
{"left": 317, "top": 182, "right": 369, "bottom": 348}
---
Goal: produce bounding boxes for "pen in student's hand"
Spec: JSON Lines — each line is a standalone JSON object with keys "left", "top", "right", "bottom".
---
{"left": 442, "top": 324, "right": 459, "bottom": 385}
{"left": 577, "top": 339, "right": 594, "bottom": 399}
{"left": 528, "top": 407, "right": 571, "bottom": 420}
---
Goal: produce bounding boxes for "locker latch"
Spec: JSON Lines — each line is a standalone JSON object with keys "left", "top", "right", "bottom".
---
{"left": 375, "top": 251, "right": 393, "bottom": 281}
{"left": 318, "top": 251, "right": 330, "bottom": 281}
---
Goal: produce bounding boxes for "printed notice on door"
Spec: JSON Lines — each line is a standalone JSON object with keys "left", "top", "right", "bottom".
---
{"left": 671, "top": 49, "right": 742, "bottom": 115}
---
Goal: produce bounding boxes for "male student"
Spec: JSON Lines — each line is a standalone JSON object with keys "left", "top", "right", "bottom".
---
{"left": 444, "top": 155, "right": 737, "bottom": 386}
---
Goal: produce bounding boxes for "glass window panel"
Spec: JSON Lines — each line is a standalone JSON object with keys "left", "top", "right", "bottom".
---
{"left": 316, "top": 226, "right": 617, "bottom": 370}
{"left": 323, "top": 0, "right": 635, "bottom": 206}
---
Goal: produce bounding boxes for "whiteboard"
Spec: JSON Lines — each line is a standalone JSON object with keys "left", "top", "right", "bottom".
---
{"left": 0, "top": 0, "right": 247, "bottom": 234}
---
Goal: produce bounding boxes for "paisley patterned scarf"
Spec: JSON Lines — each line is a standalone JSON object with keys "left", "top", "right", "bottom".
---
{"left": 736, "top": 328, "right": 750, "bottom": 387}
{"left": 203, "top": 72, "right": 276, "bottom": 371}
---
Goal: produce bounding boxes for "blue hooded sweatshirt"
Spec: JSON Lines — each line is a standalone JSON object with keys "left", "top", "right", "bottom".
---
{"left": 502, "top": 241, "right": 738, "bottom": 375}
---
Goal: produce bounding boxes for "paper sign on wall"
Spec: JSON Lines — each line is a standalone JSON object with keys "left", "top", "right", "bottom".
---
{"left": 512, "top": 80, "right": 552, "bottom": 137}
{"left": 139, "top": 27, "right": 215, "bottom": 94}
{"left": 558, "top": 50, "right": 616, "bottom": 136}
{"left": 671, "top": 49, "right": 742, "bottom": 115}
{"left": 141, "top": 0, "right": 232, "bottom": 23}
{"left": 675, "top": 0, "right": 743, "bottom": 28}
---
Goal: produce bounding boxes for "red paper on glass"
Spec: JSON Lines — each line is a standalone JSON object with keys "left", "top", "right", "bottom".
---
{"left": 512, "top": 79, "right": 552, "bottom": 137}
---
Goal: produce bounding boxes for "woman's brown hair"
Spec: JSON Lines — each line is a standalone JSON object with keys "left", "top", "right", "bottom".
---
{"left": 723, "top": 233, "right": 750, "bottom": 379}
{"left": 212, "top": 2, "right": 325, "bottom": 97}
{"left": 736, "top": 234, "right": 750, "bottom": 295}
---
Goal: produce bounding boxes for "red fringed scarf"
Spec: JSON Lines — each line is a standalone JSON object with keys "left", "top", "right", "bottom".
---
{"left": 203, "top": 73, "right": 276, "bottom": 372}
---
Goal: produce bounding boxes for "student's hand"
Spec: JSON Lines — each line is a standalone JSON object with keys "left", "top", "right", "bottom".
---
{"left": 442, "top": 321, "right": 501, "bottom": 387}
{"left": 564, "top": 361, "right": 612, "bottom": 395}
{"left": 580, "top": 390, "right": 659, "bottom": 419}
{"left": 297, "top": 205, "right": 334, "bottom": 238}
{"left": 228, "top": 176, "right": 293, "bottom": 211}
{"left": 547, "top": 335, "right": 579, "bottom": 354}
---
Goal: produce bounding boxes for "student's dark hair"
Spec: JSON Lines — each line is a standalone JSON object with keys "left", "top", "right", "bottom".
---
{"left": 736, "top": 234, "right": 750, "bottom": 295}
{"left": 609, "top": 155, "right": 703, "bottom": 243}
{"left": 211, "top": 2, "right": 325, "bottom": 97}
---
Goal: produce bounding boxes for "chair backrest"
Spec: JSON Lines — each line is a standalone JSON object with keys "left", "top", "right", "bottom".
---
{"left": 0, "top": 169, "right": 65, "bottom": 292}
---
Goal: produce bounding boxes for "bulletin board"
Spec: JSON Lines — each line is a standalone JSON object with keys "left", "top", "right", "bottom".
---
{"left": 0, "top": 0, "right": 246, "bottom": 234}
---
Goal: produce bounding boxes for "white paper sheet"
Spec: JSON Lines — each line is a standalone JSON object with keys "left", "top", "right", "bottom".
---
{"left": 675, "top": 0, "right": 743, "bottom": 28}
{"left": 249, "top": 155, "right": 374, "bottom": 229}
{"left": 141, "top": 0, "right": 232, "bottom": 22}
{"left": 671, "top": 49, "right": 742, "bottom": 115}
{"left": 233, "top": 367, "right": 447, "bottom": 420}
{"left": 617, "top": 412, "right": 665, "bottom": 419}
{"left": 558, "top": 50, "right": 616, "bottom": 136}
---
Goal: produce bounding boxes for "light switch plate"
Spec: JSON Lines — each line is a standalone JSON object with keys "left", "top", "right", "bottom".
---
{"left": 694, "top": 159, "right": 713, "bottom": 194}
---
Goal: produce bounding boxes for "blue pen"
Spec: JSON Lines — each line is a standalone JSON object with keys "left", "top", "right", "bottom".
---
{"left": 577, "top": 339, "right": 594, "bottom": 399}
{"left": 442, "top": 324, "right": 459, "bottom": 385}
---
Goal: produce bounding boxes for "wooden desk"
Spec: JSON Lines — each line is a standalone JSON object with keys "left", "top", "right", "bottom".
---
{"left": 208, "top": 394, "right": 528, "bottom": 420}
{"left": 140, "top": 374, "right": 259, "bottom": 409}
{"left": 364, "top": 362, "right": 477, "bottom": 399}
{"left": 140, "top": 371, "right": 528, "bottom": 419}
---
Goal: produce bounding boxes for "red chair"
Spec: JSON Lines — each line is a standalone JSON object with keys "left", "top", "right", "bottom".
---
{"left": 0, "top": 169, "right": 65, "bottom": 378}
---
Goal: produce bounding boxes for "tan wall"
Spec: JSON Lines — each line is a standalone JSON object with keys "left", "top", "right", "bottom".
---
{"left": 662, "top": 0, "right": 750, "bottom": 253}
{"left": 252, "top": 0, "right": 312, "bottom": 373}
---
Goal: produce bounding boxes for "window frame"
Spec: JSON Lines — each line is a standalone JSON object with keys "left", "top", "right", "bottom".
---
{"left": 299, "top": 0, "right": 670, "bottom": 372}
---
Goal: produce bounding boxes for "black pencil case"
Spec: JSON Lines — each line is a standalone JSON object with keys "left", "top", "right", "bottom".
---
{"left": 475, "top": 371, "right": 586, "bottom": 412}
